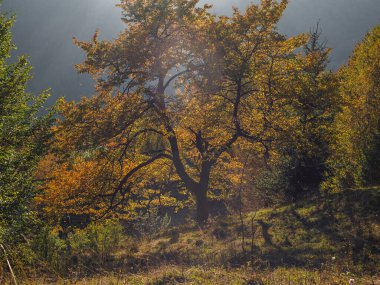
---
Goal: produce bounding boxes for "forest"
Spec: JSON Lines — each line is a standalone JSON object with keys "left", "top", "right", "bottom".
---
{"left": 0, "top": 0, "right": 379, "bottom": 284}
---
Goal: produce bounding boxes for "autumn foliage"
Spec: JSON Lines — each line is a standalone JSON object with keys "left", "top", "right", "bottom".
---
{"left": 34, "top": 0, "right": 339, "bottom": 224}
{"left": 1, "top": 0, "right": 380, "bottom": 282}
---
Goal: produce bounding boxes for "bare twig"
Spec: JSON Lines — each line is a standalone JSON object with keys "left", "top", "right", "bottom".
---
{"left": 0, "top": 244, "right": 18, "bottom": 285}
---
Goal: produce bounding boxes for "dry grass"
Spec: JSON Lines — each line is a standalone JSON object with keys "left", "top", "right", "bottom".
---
{"left": 22, "top": 266, "right": 379, "bottom": 285}
{"left": 3, "top": 188, "right": 379, "bottom": 284}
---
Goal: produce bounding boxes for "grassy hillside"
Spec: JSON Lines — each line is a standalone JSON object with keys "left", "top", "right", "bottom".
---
{"left": 26, "top": 187, "right": 380, "bottom": 284}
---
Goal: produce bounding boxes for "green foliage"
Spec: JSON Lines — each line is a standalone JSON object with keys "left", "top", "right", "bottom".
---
{"left": 32, "top": 227, "right": 68, "bottom": 271}
{"left": 326, "top": 24, "right": 380, "bottom": 189}
{"left": 254, "top": 157, "right": 294, "bottom": 205}
{"left": 0, "top": 9, "right": 52, "bottom": 245}
{"left": 67, "top": 228, "right": 91, "bottom": 256}
{"left": 68, "top": 220, "right": 123, "bottom": 261}
{"left": 135, "top": 209, "right": 172, "bottom": 238}
{"left": 31, "top": 220, "right": 123, "bottom": 274}
{"left": 255, "top": 27, "right": 339, "bottom": 202}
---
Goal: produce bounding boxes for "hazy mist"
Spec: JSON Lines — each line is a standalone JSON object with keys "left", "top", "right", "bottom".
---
{"left": 2, "top": 0, "right": 380, "bottom": 103}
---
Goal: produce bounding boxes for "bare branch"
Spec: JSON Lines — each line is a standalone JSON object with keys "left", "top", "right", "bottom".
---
{"left": 163, "top": 69, "right": 192, "bottom": 91}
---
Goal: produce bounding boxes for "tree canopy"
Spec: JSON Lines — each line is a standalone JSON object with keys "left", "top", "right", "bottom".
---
{"left": 37, "top": 0, "right": 327, "bottom": 224}
{"left": 326, "top": 25, "right": 380, "bottom": 189}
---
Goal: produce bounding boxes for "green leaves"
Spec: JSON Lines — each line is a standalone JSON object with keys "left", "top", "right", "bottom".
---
{"left": 326, "top": 24, "right": 380, "bottom": 189}
{"left": 0, "top": 12, "right": 52, "bottom": 244}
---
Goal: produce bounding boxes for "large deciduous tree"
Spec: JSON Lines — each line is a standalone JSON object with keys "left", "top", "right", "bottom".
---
{"left": 42, "top": 0, "right": 311, "bottom": 223}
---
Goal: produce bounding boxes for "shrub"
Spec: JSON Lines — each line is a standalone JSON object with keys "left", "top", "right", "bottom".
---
{"left": 135, "top": 209, "right": 171, "bottom": 238}
{"left": 68, "top": 220, "right": 123, "bottom": 262}
{"left": 32, "top": 227, "right": 69, "bottom": 272}
{"left": 31, "top": 220, "right": 124, "bottom": 274}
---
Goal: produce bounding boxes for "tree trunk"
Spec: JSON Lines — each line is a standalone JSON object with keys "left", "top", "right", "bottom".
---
{"left": 195, "top": 188, "right": 209, "bottom": 224}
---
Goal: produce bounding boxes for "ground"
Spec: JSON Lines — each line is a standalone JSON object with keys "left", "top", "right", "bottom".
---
{"left": 25, "top": 187, "right": 380, "bottom": 284}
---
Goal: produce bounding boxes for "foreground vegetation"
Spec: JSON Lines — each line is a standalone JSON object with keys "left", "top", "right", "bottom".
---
{"left": 26, "top": 268, "right": 378, "bottom": 285}
{"left": 3, "top": 187, "right": 377, "bottom": 284}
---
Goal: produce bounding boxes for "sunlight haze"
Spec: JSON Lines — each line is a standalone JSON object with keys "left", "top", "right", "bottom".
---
{"left": 2, "top": 0, "right": 380, "bottom": 102}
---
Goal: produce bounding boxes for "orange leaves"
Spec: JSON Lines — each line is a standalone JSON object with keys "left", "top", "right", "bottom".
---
{"left": 36, "top": 151, "right": 174, "bottom": 221}
{"left": 36, "top": 155, "right": 111, "bottom": 220}
{"left": 53, "top": 92, "right": 149, "bottom": 153}
{"left": 36, "top": 0, "right": 336, "bottom": 222}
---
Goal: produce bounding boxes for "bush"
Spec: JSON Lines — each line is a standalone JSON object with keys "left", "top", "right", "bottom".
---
{"left": 135, "top": 209, "right": 171, "bottom": 238}
{"left": 68, "top": 220, "right": 123, "bottom": 262}
{"left": 31, "top": 220, "right": 124, "bottom": 274}
{"left": 32, "top": 227, "right": 69, "bottom": 272}
{"left": 254, "top": 161, "right": 290, "bottom": 206}
{"left": 254, "top": 154, "right": 323, "bottom": 204}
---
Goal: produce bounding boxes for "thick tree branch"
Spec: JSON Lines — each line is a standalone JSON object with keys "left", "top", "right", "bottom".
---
{"left": 148, "top": 85, "right": 199, "bottom": 191}
{"left": 163, "top": 69, "right": 191, "bottom": 91}
{"left": 118, "top": 128, "right": 164, "bottom": 162}
{"left": 115, "top": 152, "right": 172, "bottom": 198}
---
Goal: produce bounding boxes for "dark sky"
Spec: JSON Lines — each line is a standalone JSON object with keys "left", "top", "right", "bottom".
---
{"left": 2, "top": 0, "right": 380, "bottom": 104}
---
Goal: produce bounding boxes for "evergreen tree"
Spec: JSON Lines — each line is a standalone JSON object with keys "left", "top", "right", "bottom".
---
{"left": 255, "top": 26, "right": 339, "bottom": 201}
{"left": 0, "top": 10, "right": 52, "bottom": 244}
